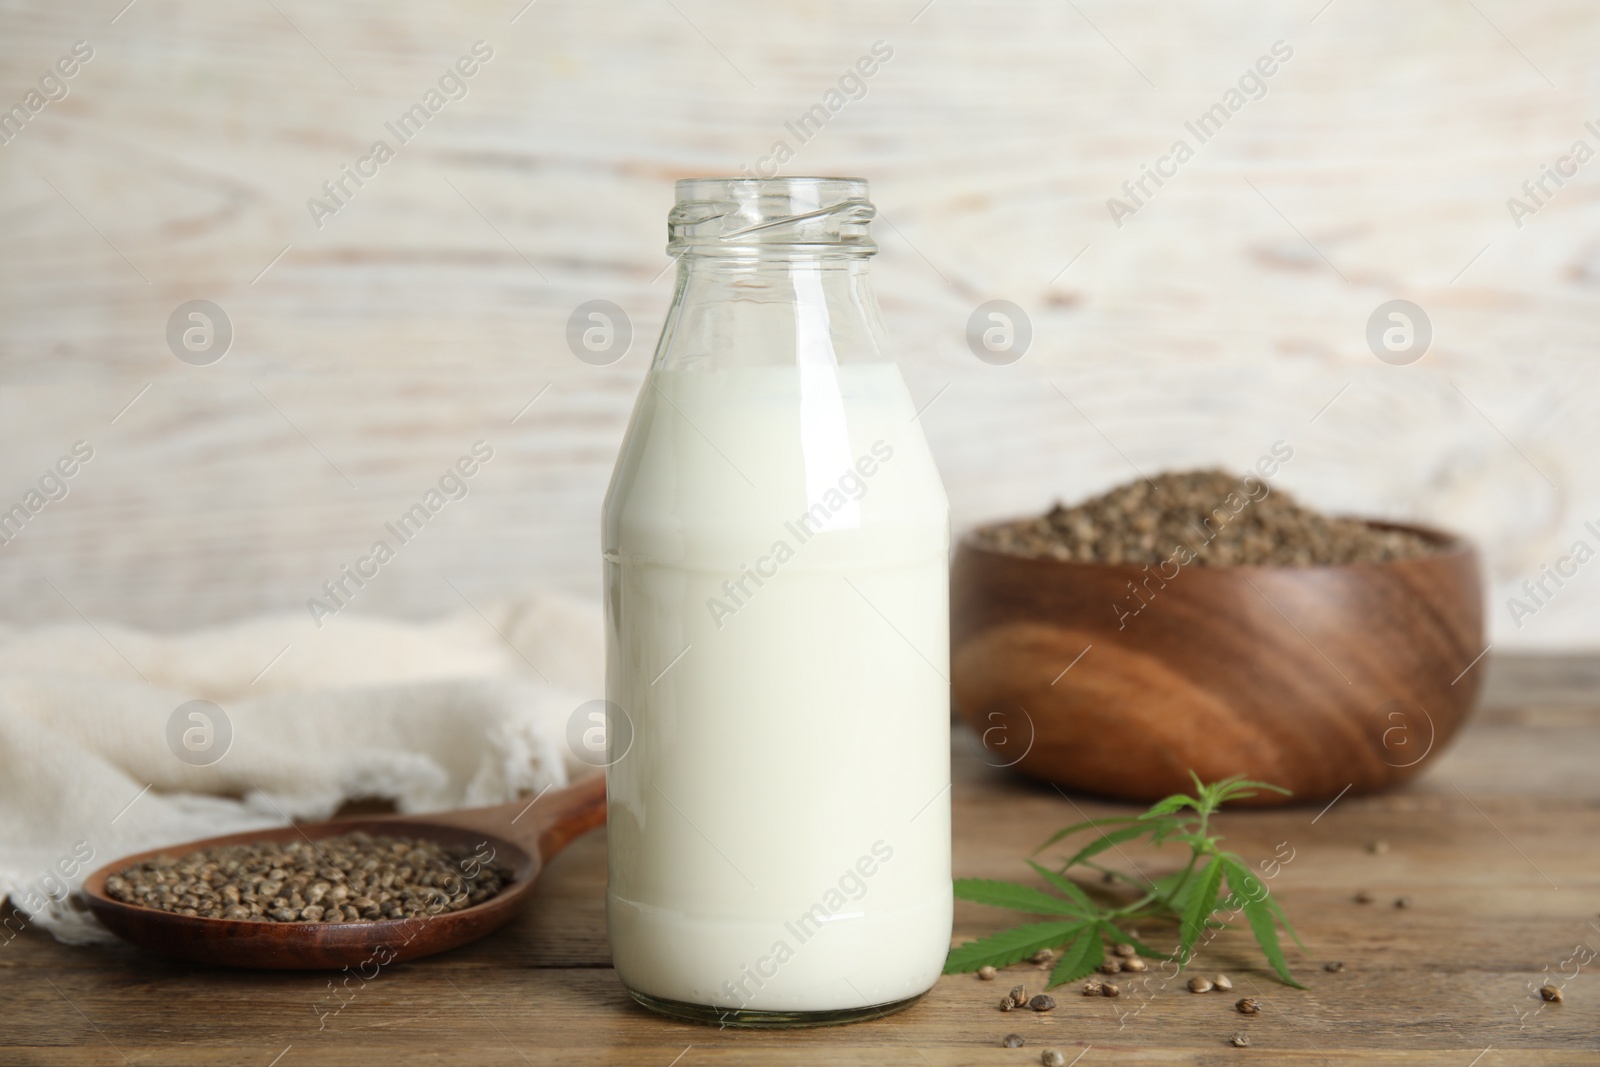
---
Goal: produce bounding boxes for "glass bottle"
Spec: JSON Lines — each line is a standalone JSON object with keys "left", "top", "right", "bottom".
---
{"left": 602, "top": 177, "right": 950, "bottom": 1026}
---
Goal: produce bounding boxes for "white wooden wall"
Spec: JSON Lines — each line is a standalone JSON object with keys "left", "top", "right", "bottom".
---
{"left": 1, "top": 0, "right": 1597, "bottom": 648}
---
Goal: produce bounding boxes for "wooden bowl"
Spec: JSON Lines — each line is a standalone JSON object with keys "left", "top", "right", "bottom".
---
{"left": 951, "top": 521, "right": 1485, "bottom": 805}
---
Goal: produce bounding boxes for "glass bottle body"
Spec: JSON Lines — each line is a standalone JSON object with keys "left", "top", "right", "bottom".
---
{"left": 602, "top": 179, "right": 950, "bottom": 1026}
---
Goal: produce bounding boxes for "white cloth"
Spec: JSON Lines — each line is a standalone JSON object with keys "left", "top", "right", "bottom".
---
{"left": 0, "top": 594, "right": 602, "bottom": 945}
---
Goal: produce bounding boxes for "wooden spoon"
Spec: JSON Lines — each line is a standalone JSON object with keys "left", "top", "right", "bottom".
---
{"left": 81, "top": 773, "right": 606, "bottom": 970}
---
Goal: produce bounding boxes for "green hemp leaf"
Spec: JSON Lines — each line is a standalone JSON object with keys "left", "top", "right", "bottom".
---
{"left": 947, "top": 773, "right": 1306, "bottom": 989}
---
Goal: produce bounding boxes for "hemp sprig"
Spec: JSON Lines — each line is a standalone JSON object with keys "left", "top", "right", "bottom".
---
{"left": 945, "top": 773, "right": 1307, "bottom": 989}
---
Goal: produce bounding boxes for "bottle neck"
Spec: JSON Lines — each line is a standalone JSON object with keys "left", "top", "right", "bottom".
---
{"left": 653, "top": 254, "right": 888, "bottom": 371}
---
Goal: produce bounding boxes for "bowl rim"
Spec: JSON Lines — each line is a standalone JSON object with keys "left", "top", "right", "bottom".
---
{"left": 956, "top": 517, "right": 1475, "bottom": 572}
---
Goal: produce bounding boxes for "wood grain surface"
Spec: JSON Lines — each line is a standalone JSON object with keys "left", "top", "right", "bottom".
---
{"left": 950, "top": 523, "right": 1485, "bottom": 803}
{"left": 2, "top": 1, "right": 1600, "bottom": 650}
{"left": 5, "top": 653, "right": 1598, "bottom": 1065}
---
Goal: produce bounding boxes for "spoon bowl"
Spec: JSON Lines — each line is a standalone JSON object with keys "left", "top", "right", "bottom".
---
{"left": 81, "top": 774, "right": 605, "bottom": 970}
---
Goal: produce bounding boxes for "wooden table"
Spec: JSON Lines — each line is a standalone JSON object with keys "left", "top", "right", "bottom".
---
{"left": 6, "top": 654, "right": 1598, "bottom": 1065}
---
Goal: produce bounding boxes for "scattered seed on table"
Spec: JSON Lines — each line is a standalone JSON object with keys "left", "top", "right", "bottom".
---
{"left": 1098, "top": 959, "right": 1122, "bottom": 975}
{"left": 1009, "top": 985, "right": 1029, "bottom": 1007}
{"left": 999, "top": 996, "right": 1015, "bottom": 1012}
{"left": 1188, "top": 976, "right": 1213, "bottom": 993}
{"left": 1394, "top": 896, "right": 1411, "bottom": 908}
{"left": 1123, "top": 957, "right": 1148, "bottom": 972}
{"left": 1541, "top": 984, "right": 1563, "bottom": 1003}
{"left": 1236, "top": 998, "right": 1260, "bottom": 1015}
{"left": 1041, "top": 1051, "right": 1066, "bottom": 1067}
{"left": 1230, "top": 1033, "right": 1251, "bottom": 1047}
{"left": 1324, "top": 962, "right": 1345, "bottom": 973}
{"left": 1030, "top": 949, "right": 1055, "bottom": 965}
{"left": 1030, "top": 995, "right": 1056, "bottom": 1012}
{"left": 1354, "top": 890, "right": 1375, "bottom": 904}
{"left": 1003, "top": 1033, "right": 1026, "bottom": 1048}
{"left": 1367, "top": 840, "right": 1389, "bottom": 854}
{"left": 1101, "top": 983, "right": 1120, "bottom": 998}
{"left": 1082, "top": 980, "right": 1103, "bottom": 996}
{"left": 1113, "top": 942, "right": 1136, "bottom": 958}
{"left": 1213, "top": 974, "right": 1233, "bottom": 991}
{"left": 978, "top": 965, "right": 997, "bottom": 980}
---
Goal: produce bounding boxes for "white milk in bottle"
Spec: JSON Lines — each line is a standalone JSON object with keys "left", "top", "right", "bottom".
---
{"left": 602, "top": 178, "right": 951, "bottom": 1026}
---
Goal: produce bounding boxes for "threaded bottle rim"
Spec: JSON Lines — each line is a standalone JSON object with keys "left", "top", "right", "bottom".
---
{"left": 668, "top": 176, "right": 876, "bottom": 256}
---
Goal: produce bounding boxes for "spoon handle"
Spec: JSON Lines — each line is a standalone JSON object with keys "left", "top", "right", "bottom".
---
{"left": 413, "top": 773, "right": 607, "bottom": 860}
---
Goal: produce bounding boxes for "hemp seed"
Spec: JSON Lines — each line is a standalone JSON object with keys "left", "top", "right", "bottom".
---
{"left": 1029, "top": 995, "right": 1056, "bottom": 1012}
{"left": 1230, "top": 1033, "right": 1251, "bottom": 1047}
{"left": 1324, "top": 962, "right": 1345, "bottom": 973}
{"left": 1113, "top": 942, "right": 1136, "bottom": 958}
{"left": 1082, "top": 980, "right": 1103, "bottom": 996}
{"left": 1101, "top": 983, "right": 1120, "bottom": 997}
{"left": 1041, "top": 1051, "right": 1066, "bottom": 1067}
{"left": 104, "top": 832, "right": 509, "bottom": 924}
{"left": 1213, "top": 974, "right": 1233, "bottom": 991}
{"left": 973, "top": 469, "right": 1440, "bottom": 567}
{"left": 978, "top": 965, "right": 998, "bottom": 980}
{"left": 1541, "top": 984, "right": 1563, "bottom": 1003}
{"left": 1354, "top": 890, "right": 1374, "bottom": 904}
{"left": 1009, "top": 985, "right": 1029, "bottom": 1008}
{"left": 1123, "top": 957, "right": 1148, "bottom": 972}
{"left": 1188, "top": 976, "right": 1214, "bottom": 993}
{"left": 1003, "top": 1033, "right": 1026, "bottom": 1048}
{"left": 1098, "top": 959, "right": 1122, "bottom": 975}
{"left": 1236, "top": 998, "right": 1260, "bottom": 1015}
{"left": 999, "top": 996, "right": 1015, "bottom": 1012}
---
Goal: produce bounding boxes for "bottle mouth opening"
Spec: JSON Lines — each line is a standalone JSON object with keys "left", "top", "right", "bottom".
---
{"left": 668, "top": 177, "right": 876, "bottom": 256}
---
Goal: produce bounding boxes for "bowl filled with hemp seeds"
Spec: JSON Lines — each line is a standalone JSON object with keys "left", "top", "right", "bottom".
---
{"left": 950, "top": 468, "right": 1484, "bottom": 804}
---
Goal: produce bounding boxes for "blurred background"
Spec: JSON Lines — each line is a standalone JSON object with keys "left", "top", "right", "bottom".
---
{"left": 1, "top": 0, "right": 1597, "bottom": 647}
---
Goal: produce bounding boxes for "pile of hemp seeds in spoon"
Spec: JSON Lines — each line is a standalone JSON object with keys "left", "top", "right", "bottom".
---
{"left": 104, "top": 831, "right": 511, "bottom": 922}
{"left": 973, "top": 469, "right": 1440, "bottom": 566}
